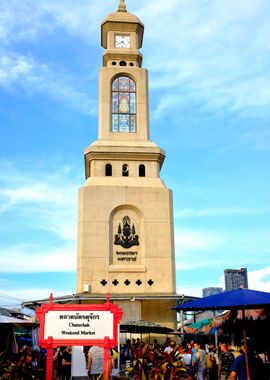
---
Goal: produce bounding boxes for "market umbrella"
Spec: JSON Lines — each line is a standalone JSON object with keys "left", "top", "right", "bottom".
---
{"left": 174, "top": 288, "right": 270, "bottom": 311}
{"left": 174, "top": 288, "right": 270, "bottom": 380}
{"left": 120, "top": 320, "right": 174, "bottom": 334}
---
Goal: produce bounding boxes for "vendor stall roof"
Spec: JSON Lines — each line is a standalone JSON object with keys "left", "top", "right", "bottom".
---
{"left": 22, "top": 293, "right": 199, "bottom": 310}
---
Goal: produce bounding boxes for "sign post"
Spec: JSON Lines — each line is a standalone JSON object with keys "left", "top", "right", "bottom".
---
{"left": 46, "top": 337, "right": 53, "bottom": 380}
{"left": 36, "top": 294, "right": 122, "bottom": 380}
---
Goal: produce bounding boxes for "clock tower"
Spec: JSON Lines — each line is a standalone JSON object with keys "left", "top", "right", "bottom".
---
{"left": 76, "top": 0, "right": 177, "bottom": 327}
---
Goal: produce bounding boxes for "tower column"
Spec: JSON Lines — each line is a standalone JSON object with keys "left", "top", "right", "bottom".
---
{"left": 76, "top": 1, "right": 177, "bottom": 328}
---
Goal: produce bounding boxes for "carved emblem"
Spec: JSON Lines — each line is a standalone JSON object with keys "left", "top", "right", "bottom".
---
{"left": 114, "top": 216, "right": 139, "bottom": 249}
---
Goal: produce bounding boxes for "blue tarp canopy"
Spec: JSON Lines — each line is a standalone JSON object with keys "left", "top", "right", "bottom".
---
{"left": 175, "top": 288, "right": 270, "bottom": 380}
{"left": 174, "top": 288, "right": 270, "bottom": 311}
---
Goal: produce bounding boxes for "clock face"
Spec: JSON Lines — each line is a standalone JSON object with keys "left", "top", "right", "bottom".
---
{"left": 115, "top": 35, "right": 130, "bottom": 48}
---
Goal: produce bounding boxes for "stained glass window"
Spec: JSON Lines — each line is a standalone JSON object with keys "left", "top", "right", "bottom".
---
{"left": 111, "top": 76, "right": 136, "bottom": 133}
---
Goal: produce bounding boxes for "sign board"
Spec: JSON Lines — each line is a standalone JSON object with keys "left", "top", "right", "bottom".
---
{"left": 36, "top": 293, "right": 122, "bottom": 348}
{"left": 44, "top": 310, "right": 114, "bottom": 340}
{"left": 36, "top": 294, "right": 122, "bottom": 380}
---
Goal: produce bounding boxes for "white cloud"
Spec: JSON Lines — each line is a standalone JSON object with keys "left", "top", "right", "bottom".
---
{"left": 174, "top": 227, "right": 270, "bottom": 273}
{"left": 0, "top": 158, "right": 78, "bottom": 241}
{"left": 0, "top": 0, "right": 108, "bottom": 43}
{"left": 0, "top": 55, "right": 33, "bottom": 83}
{"left": 175, "top": 228, "right": 223, "bottom": 251}
{"left": 0, "top": 52, "right": 96, "bottom": 115}
{"left": 0, "top": 158, "right": 79, "bottom": 273}
{"left": 248, "top": 267, "right": 270, "bottom": 292}
{"left": 141, "top": 0, "right": 270, "bottom": 119}
{"left": 0, "top": 287, "right": 75, "bottom": 303}
{"left": 0, "top": 185, "right": 55, "bottom": 204}
{"left": 0, "top": 294, "right": 24, "bottom": 309}
{"left": 2, "top": 0, "right": 270, "bottom": 119}
{"left": 176, "top": 284, "right": 204, "bottom": 298}
{"left": 0, "top": 244, "right": 76, "bottom": 273}
{"left": 174, "top": 228, "right": 224, "bottom": 270}
{"left": 38, "top": 1, "right": 105, "bottom": 42}
{"left": 175, "top": 207, "right": 268, "bottom": 219}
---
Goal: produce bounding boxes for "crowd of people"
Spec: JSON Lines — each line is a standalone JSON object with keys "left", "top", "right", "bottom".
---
{"left": 1, "top": 338, "right": 269, "bottom": 379}
{"left": 0, "top": 344, "right": 46, "bottom": 379}
{"left": 120, "top": 337, "right": 269, "bottom": 380}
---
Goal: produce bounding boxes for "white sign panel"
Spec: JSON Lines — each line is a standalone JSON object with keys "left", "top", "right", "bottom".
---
{"left": 44, "top": 310, "right": 113, "bottom": 340}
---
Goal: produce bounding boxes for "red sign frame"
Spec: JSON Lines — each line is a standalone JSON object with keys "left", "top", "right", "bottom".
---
{"left": 36, "top": 294, "right": 122, "bottom": 380}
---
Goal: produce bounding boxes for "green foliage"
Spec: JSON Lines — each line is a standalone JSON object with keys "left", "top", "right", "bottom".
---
{"left": 0, "top": 358, "right": 44, "bottom": 380}
{"left": 125, "top": 349, "right": 192, "bottom": 380}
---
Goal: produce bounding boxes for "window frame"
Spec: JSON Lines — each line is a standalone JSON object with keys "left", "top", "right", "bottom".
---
{"left": 111, "top": 75, "right": 136, "bottom": 133}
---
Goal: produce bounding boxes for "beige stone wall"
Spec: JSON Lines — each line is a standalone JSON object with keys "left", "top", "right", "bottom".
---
{"left": 116, "top": 299, "right": 177, "bottom": 328}
{"left": 77, "top": 184, "right": 176, "bottom": 295}
{"left": 117, "top": 300, "right": 142, "bottom": 323}
{"left": 141, "top": 300, "right": 177, "bottom": 329}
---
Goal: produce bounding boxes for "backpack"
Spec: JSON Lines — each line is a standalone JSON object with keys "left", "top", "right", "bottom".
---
{"left": 206, "top": 354, "right": 215, "bottom": 369}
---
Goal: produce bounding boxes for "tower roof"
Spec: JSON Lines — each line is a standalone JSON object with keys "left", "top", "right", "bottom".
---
{"left": 102, "top": 4, "right": 142, "bottom": 25}
{"left": 101, "top": 1, "right": 144, "bottom": 49}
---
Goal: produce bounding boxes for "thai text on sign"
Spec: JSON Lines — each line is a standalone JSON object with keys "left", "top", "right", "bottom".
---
{"left": 44, "top": 310, "right": 114, "bottom": 340}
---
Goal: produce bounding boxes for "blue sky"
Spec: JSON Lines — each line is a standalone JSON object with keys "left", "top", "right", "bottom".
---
{"left": 1, "top": 0, "right": 270, "bottom": 308}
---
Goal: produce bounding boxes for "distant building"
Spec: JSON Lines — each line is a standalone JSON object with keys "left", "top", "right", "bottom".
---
{"left": 224, "top": 268, "right": 248, "bottom": 291}
{"left": 202, "top": 287, "right": 223, "bottom": 298}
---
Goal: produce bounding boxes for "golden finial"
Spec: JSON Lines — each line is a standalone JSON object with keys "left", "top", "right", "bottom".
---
{"left": 118, "top": 0, "right": 127, "bottom": 12}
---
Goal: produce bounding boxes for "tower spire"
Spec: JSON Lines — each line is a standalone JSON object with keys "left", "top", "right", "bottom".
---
{"left": 117, "top": 0, "right": 127, "bottom": 12}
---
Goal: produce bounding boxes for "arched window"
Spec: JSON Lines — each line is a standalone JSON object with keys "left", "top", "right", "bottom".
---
{"left": 112, "top": 76, "right": 136, "bottom": 133}
{"left": 105, "top": 163, "right": 112, "bottom": 176}
{"left": 139, "top": 164, "right": 145, "bottom": 177}
{"left": 122, "top": 164, "right": 129, "bottom": 177}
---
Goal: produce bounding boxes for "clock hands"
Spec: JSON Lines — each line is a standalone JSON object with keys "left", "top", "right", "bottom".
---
{"left": 115, "top": 35, "right": 130, "bottom": 48}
